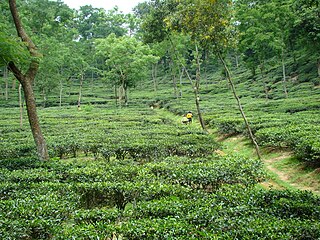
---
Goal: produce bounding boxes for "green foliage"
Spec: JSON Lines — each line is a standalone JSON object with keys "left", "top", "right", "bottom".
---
{"left": 0, "top": 106, "right": 220, "bottom": 160}
{"left": 76, "top": 5, "right": 128, "bottom": 40}
{"left": 0, "top": 32, "right": 29, "bottom": 67}
{"left": 1, "top": 102, "right": 319, "bottom": 238}
{"left": 1, "top": 0, "right": 320, "bottom": 238}
{"left": 165, "top": 0, "right": 235, "bottom": 50}
{"left": 95, "top": 34, "right": 159, "bottom": 99}
{"left": 256, "top": 124, "right": 320, "bottom": 162}
{"left": 293, "top": 0, "right": 320, "bottom": 50}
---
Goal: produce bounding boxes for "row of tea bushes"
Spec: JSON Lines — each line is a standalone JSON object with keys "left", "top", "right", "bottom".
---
{"left": 0, "top": 106, "right": 219, "bottom": 160}
{"left": 1, "top": 157, "right": 319, "bottom": 239}
{"left": 58, "top": 188, "right": 320, "bottom": 239}
{"left": 1, "top": 103, "right": 320, "bottom": 238}
{"left": 0, "top": 127, "right": 219, "bottom": 161}
{"left": 2, "top": 154, "right": 319, "bottom": 239}
{"left": 164, "top": 80, "right": 320, "bottom": 163}
{"left": 210, "top": 115, "right": 320, "bottom": 163}
{"left": 255, "top": 124, "right": 320, "bottom": 161}
{"left": 0, "top": 153, "right": 269, "bottom": 239}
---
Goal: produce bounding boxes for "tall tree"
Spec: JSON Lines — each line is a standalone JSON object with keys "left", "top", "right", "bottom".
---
{"left": 76, "top": 6, "right": 128, "bottom": 40}
{"left": 139, "top": 0, "right": 208, "bottom": 131}
{"left": 95, "top": 34, "right": 159, "bottom": 105}
{"left": 7, "top": 0, "right": 49, "bottom": 160}
{"left": 236, "top": 0, "right": 296, "bottom": 98}
{"left": 166, "top": 0, "right": 261, "bottom": 158}
{"left": 293, "top": 0, "right": 320, "bottom": 79}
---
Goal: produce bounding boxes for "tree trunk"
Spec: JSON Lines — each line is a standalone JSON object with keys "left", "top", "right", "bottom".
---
{"left": 235, "top": 54, "right": 239, "bottom": 68}
{"left": 59, "top": 80, "right": 63, "bottom": 108}
{"left": 12, "top": 78, "right": 16, "bottom": 90}
{"left": 218, "top": 53, "right": 261, "bottom": 160}
{"left": 259, "top": 63, "right": 269, "bottom": 100}
{"left": 281, "top": 49, "right": 288, "bottom": 98}
{"left": 179, "top": 67, "right": 184, "bottom": 97}
{"left": 4, "top": 67, "right": 8, "bottom": 101}
{"left": 318, "top": 58, "right": 320, "bottom": 79}
{"left": 8, "top": 0, "right": 49, "bottom": 161}
{"left": 168, "top": 37, "right": 207, "bottom": 132}
{"left": 170, "top": 60, "right": 178, "bottom": 98}
{"left": 19, "top": 83, "right": 23, "bottom": 129}
{"left": 152, "top": 63, "right": 158, "bottom": 92}
{"left": 77, "top": 73, "right": 84, "bottom": 110}
{"left": 22, "top": 77, "right": 49, "bottom": 160}
{"left": 124, "top": 84, "right": 128, "bottom": 106}
{"left": 194, "top": 44, "right": 206, "bottom": 131}
{"left": 119, "top": 81, "right": 125, "bottom": 106}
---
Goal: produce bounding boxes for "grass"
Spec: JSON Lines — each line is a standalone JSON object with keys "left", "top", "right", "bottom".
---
{"left": 214, "top": 132, "right": 320, "bottom": 195}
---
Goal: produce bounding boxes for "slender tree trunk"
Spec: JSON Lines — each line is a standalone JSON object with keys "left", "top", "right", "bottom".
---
{"left": 119, "top": 68, "right": 126, "bottom": 106}
{"left": 170, "top": 60, "right": 178, "bottom": 98}
{"left": 12, "top": 78, "right": 16, "bottom": 90}
{"left": 124, "top": 84, "right": 128, "bottom": 106}
{"left": 218, "top": 53, "right": 261, "bottom": 160}
{"left": 182, "top": 66, "right": 206, "bottom": 132}
{"left": 281, "top": 49, "right": 288, "bottom": 98}
{"left": 317, "top": 58, "right": 320, "bottom": 79}
{"left": 194, "top": 44, "right": 206, "bottom": 131}
{"left": 179, "top": 67, "right": 184, "bottom": 97}
{"left": 235, "top": 54, "right": 239, "bottom": 68}
{"left": 120, "top": 81, "right": 125, "bottom": 106}
{"left": 22, "top": 77, "right": 49, "bottom": 160}
{"left": 59, "top": 80, "right": 63, "bottom": 108}
{"left": 4, "top": 67, "right": 8, "bottom": 101}
{"left": 259, "top": 63, "right": 269, "bottom": 100}
{"left": 152, "top": 63, "right": 158, "bottom": 92}
{"left": 77, "top": 73, "right": 83, "bottom": 110}
{"left": 168, "top": 37, "right": 207, "bottom": 132}
{"left": 19, "top": 83, "right": 23, "bottom": 129}
{"left": 8, "top": 0, "right": 49, "bottom": 160}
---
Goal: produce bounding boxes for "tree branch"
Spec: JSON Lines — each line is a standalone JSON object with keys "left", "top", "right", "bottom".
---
{"left": 9, "top": 0, "right": 41, "bottom": 81}
{"left": 8, "top": 61, "right": 24, "bottom": 83}
{"left": 9, "top": 0, "right": 38, "bottom": 57}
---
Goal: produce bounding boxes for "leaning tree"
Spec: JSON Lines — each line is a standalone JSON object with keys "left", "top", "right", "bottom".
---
{"left": 7, "top": 0, "right": 49, "bottom": 160}
{"left": 165, "top": 0, "right": 261, "bottom": 159}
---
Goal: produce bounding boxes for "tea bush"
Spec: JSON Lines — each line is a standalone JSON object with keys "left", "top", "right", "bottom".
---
{"left": 0, "top": 104, "right": 319, "bottom": 238}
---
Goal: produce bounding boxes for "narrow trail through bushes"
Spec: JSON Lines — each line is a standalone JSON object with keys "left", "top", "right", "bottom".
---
{"left": 216, "top": 134, "right": 320, "bottom": 195}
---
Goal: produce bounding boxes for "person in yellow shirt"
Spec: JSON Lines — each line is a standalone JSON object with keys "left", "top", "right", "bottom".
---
{"left": 186, "top": 111, "right": 193, "bottom": 123}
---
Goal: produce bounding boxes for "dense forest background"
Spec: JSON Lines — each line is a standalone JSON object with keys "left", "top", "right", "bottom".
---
{"left": 1, "top": 0, "right": 319, "bottom": 107}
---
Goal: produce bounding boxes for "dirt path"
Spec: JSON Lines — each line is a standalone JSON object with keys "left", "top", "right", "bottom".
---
{"left": 218, "top": 135, "right": 320, "bottom": 195}
{"left": 262, "top": 151, "right": 320, "bottom": 194}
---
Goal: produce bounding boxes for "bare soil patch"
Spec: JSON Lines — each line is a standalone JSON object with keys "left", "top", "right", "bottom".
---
{"left": 218, "top": 134, "right": 320, "bottom": 195}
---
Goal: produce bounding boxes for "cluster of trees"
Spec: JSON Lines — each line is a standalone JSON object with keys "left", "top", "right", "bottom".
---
{"left": 0, "top": 0, "right": 319, "bottom": 160}
{"left": 237, "top": 0, "right": 320, "bottom": 97}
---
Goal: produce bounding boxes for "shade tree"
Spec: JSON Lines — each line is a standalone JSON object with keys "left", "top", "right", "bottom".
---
{"left": 6, "top": 0, "right": 49, "bottom": 160}
{"left": 165, "top": 0, "right": 261, "bottom": 158}
{"left": 236, "top": 0, "right": 297, "bottom": 98}
{"left": 292, "top": 0, "right": 320, "bottom": 81}
{"left": 95, "top": 34, "right": 159, "bottom": 105}
{"left": 75, "top": 5, "right": 129, "bottom": 41}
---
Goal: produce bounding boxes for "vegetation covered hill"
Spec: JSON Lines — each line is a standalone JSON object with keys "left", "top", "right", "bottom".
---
{"left": 1, "top": 0, "right": 320, "bottom": 238}
{"left": 1, "top": 103, "right": 320, "bottom": 239}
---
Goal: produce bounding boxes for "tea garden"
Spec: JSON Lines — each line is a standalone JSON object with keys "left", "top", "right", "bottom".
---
{"left": 1, "top": 94, "right": 320, "bottom": 238}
